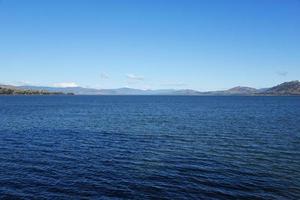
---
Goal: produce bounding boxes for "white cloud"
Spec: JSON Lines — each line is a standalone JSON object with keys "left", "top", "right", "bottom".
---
{"left": 52, "top": 82, "right": 79, "bottom": 88}
{"left": 100, "top": 72, "right": 109, "bottom": 79}
{"left": 277, "top": 71, "right": 288, "bottom": 76}
{"left": 126, "top": 74, "right": 144, "bottom": 81}
{"left": 9, "top": 81, "right": 33, "bottom": 86}
{"left": 161, "top": 83, "right": 187, "bottom": 87}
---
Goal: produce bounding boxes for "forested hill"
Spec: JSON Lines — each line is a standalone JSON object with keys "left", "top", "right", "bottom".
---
{"left": 0, "top": 85, "right": 71, "bottom": 95}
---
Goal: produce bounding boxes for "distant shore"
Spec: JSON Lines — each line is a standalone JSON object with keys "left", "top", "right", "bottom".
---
{"left": 1, "top": 80, "right": 300, "bottom": 96}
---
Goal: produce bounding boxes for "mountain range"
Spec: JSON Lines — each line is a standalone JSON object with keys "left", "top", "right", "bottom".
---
{"left": 4, "top": 80, "right": 297, "bottom": 96}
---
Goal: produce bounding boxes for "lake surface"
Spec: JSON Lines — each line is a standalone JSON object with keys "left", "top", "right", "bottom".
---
{"left": 0, "top": 96, "right": 299, "bottom": 199}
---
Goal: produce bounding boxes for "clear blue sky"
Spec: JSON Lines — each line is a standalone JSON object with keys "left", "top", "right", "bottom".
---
{"left": 0, "top": 0, "right": 299, "bottom": 90}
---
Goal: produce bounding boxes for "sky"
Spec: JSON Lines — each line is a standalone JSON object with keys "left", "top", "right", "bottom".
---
{"left": 0, "top": 0, "right": 299, "bottom": 91}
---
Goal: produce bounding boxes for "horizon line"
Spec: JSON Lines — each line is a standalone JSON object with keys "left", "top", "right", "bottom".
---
{"left": 2, "top": 80, "right": 299, "bottom": 92}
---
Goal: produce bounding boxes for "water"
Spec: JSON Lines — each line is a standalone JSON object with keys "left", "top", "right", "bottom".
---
{"left": 0, "top": 96, "right": 299, "bottom": 199}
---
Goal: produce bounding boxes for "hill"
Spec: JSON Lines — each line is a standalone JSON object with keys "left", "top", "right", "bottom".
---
{"left": 262, "top": 81, "right": 300, "bottom": 95}
{"left": 0, "top": 85, "right": 70, "bottom": 95}
{"left": 18, "top": 86, "right": 181, "bottom": 95}
{"left": 226, "top": 86, "right": 257, "bottom": 95}
{"left": 5, "top": 80, "right": 300, "bottom": 96}
{"left": 19, "top": 86, "right": 99, "bottom": 95}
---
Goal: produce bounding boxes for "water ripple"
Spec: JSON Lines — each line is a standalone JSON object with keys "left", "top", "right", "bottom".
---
{"left": 0, "top": 96, "right": 300, "bottom": 199}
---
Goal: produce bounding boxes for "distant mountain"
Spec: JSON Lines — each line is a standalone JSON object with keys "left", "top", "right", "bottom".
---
{"left": 10, "top": 80, "right": 300, "bottom": 96}
{"left": 200, "top": 86, "right": 258, "bottom": 96}
{"left": 262, "top": 81, "right": 300, "bottom": 95}
{"left": 171, "top": 89, "right": 202, "bottom": 95}
{"left": 18, "top": 86, "right": 183, "bottom": 95}
{"left": 226, "top": 86, "right": 257, "bottom": 94}
{"left": 98, "top": 88, "right": 151, "bottom": 95}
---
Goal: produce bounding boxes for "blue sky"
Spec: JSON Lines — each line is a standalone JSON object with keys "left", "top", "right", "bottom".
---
{"left": 0, "top": 0, "right": 299, "bottom": 90}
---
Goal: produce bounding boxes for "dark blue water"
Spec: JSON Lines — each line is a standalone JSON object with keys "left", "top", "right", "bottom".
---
{"left": 0, "top": 96, "right": 299, "bottom": 199}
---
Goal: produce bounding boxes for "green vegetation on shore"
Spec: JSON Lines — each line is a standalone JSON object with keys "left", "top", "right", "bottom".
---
{"left": 0, "top": 86, "right": 73, "bottom": 95}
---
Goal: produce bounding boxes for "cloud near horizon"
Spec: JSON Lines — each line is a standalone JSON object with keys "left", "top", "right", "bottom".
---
{"left": 126, "top": 74, "right": 144, "bottom": 81}
{"left": 8, "top": 81, "right": 33, "bottom": 86}
{"left": 52, "top": 82, "right": 79, "bottom": 88}
{"left": 277, "top": 71, "right": 288, "bottom": 77}
{"left": 160, "top": 83, "right": 187, "bottom": 88}
{"left": 100, "top": 73, "right": 109, "bottom": 79}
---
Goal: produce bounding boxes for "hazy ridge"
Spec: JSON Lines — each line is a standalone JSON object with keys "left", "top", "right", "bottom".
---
{"left": 1, "top": 80, "right": 300, "bottom": 96}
